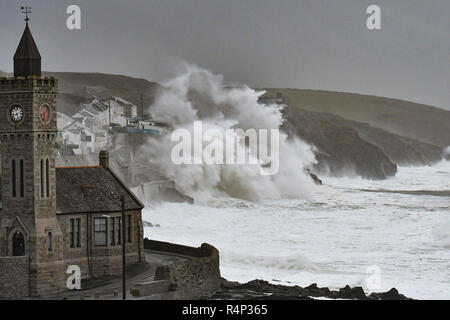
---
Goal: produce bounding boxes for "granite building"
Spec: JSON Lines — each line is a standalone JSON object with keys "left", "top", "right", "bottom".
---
{"left": 0, "top": 20, "right": 144, "bottom": 298}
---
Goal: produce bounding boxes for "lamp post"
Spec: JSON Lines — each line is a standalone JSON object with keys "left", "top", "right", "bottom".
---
{"left": 120, "top": 194, "right": 126, "bottom": 300}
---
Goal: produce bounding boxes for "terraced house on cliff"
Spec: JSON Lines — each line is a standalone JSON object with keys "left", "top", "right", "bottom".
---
{"left": 0, "top": 18, "right": 144, "bottom": 298}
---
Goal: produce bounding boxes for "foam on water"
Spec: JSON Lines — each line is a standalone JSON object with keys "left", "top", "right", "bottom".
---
{"left": 143, "top": 161, "right": 450, "bottom": 299}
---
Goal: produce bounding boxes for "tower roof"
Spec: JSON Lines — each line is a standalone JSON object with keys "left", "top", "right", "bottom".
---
{"left": 13, "top": 23, "right": 41, "bottom": 77}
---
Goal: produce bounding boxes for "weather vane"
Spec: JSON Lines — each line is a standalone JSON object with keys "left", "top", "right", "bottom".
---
{"left": 21, "top": 5, "right": 31, "bottom": 24}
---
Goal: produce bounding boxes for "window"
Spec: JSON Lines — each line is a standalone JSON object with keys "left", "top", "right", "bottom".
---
{"left": 46, "top": 159, "right": 50, "bottom": 197}
{"left": 94, "top": 218, "right": 107, "bottom": 246}
{"left": 12, "top": 231, "right": 25, "bottom": 256}
{"left": 110, "top": 217, "right": 115, "bottom": 246}
{"left": 47, "top": 232, "right": 52, "bottom": 251}
{"left": 19, "top": 159, "right": 24, "bottom": 197}
{"left": 69, "top": 219, "right": 73, "bottom": 248}
{"left": 69, "top": 218, "right": 81, "bottom": 248}
{"left": 76, "top": 218, "right": 80, "bottom": 247}
{"left": 115, "top": 217, "right": 121, "bottom": 245}
{"left": 40, "top": 159, "right": 44, "bottom": 197}
{"left": 12, "top": 159, "right": 16, "bottom": 197}
{"left": 127, "top": 215, "right": 132, "bottom": 243}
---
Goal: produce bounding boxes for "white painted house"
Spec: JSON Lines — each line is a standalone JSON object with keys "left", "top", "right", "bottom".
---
{"left": 60, "top": 120, "right": 95, "bottom": 154}
{"left": 105, "top": 96, "right": 138, "bottom": 119}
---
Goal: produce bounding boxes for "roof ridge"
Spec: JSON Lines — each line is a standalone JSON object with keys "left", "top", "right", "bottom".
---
{"left": 56, "top": 165, "right": 102, "bottom": 169}
{"left": 106, "top": 167, "right": 145, "bottom": 209}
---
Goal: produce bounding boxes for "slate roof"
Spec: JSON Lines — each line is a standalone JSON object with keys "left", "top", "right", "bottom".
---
{"left": 56, "top": 166, "right": 144, "bottom": 214}
{"left": 14, "top": 24, "right": 41, "bottom": 77}
{"left": 14, "top": 24, "right": 41, "bottom": 59}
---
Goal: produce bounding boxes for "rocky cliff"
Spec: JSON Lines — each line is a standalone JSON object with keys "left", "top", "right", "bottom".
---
{"left": 285, "top": 109, "right": 398, "bottom": 179}
{"left": 288, "top": 109, "right": 443, "bottom": 167}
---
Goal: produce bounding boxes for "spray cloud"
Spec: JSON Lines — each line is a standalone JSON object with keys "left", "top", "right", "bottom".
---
{"left": 142, "top": 64, "right": 316, "bottom": 203}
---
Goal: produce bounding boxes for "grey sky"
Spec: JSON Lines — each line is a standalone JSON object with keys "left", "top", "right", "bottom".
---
{"left": 0, "top": 0, "right": 448, "bottom": 109}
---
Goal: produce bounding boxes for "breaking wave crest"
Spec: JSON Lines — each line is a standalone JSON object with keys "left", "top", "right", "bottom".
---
{"left": 224, "top": 252, "right": 321, "bottom": 273}
{"left": 142, "top": 64, "right": 317, "bottom": 203}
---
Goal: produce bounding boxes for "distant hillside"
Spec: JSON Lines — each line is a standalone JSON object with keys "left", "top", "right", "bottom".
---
{"left": 287, "top": 109, "right": 443, "bottom": 166}
{"left": 42, "top": 72, "right": 161, "bottom": 116}
{"left": 263, "top": 89, "right": 450, "bottom": 149}
{"left": 0, "top": 70, "right": 161, "bottom": 116}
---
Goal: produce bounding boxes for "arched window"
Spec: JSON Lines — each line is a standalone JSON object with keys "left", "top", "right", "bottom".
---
{"left": 46, "top": 159, "right": 50, "bottom": 197}
{"left": 47, "top": 232, "right": 52, "bottom": 251}
{"left": 12, "top": 159, "right": 16, "bottom": 197}
{"left": 19, "top": 159, "right": 24, "bottom": 197}
{"left": 12, "top": 231, "right": 25, "bottom": 256}
{"left": 40, "top": 159, "right": 44, "bottom": 197}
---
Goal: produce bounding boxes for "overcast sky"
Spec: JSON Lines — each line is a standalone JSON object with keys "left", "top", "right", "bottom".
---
{"left": 0, "top": 0, "right": 448, "bottom": 109}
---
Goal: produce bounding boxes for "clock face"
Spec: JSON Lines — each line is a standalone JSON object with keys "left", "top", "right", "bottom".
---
{"left": 40, "top": 104, "right": 51, "bottom": 124}
{"left": 10, "top": 105, "right": 24, "bottom": 123}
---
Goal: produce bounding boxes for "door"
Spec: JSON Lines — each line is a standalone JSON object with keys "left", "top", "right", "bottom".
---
{"left": 12, "top": 231, "right": 25, "bottom": 256}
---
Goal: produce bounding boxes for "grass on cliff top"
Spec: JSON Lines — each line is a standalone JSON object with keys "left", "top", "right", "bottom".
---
{"left": 261, "top": 88, "right": 450, "bottom": 148}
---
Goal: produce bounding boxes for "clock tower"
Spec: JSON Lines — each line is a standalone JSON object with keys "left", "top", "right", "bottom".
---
{"left": 0, "top": 16, "right": 65, "bottom": 296}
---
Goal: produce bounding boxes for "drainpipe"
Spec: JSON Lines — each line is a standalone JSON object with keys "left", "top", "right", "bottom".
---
{"left": 28, "top": 255, "right": 31, "bottom": 297}
{"left": 121, "top": 195, "right": 126, "bottom": 300}
{"left": 86, "top": 212, "right": 93, "bottom": 279}
{"left": 137, "top": 219, "right": 141, "bottom": 263}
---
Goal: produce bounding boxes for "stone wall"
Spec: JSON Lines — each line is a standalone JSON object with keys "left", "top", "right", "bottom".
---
{"left": 145, "top": 239, "right": 221, "bottom": 298}
{"left": 0, "top": 255, "right": 29, "bottom": 298}
{"left": 58, "top": 209, "right": 144, "bottom": 281}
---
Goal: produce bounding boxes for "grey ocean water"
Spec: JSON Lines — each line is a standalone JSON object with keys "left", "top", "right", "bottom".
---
{"left": 144, "top": 161, "right": 450, "bottom": 299}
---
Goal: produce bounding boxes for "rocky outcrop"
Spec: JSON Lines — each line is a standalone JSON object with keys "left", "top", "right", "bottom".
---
{"left": 305, "top": 169, "right": 323, "bottom": 185}
{"left": 292, "top": 109, "right": 443, "bottom": 166}
{"left": 285, "top": 109, "right": 397, "bottom": 179}
{"left": 204, "top": 279, "right": 411, "bottom": 300}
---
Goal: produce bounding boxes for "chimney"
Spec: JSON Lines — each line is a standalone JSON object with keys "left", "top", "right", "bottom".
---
{"left": 99, "top": 150, "right": 109, "bottom": 169}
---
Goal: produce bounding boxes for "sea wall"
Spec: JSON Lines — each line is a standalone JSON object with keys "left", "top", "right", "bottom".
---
{"left": 0, "top": 255, "right": 29, "bottom": 298}
{"left": 144, "top": 239, "right": 221, "bottom": 298}
{"left": 131, "top": 181, "right": 193, "bottom": 204}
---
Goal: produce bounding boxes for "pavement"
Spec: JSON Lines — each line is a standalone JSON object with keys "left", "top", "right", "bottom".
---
{"left": 63, "top": 250, "right": 190, "bottom": 300}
